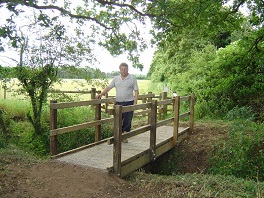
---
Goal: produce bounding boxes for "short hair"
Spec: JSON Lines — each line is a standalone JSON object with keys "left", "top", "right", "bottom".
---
{"left": 119, "top": 62, "right": 128, "bottom": 68}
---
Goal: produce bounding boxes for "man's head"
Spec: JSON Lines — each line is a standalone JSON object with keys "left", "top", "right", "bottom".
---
{"left": 119, "top": 62, "right": 129, "bottom": 77}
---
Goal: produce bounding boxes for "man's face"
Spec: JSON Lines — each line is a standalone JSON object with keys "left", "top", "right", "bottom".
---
{"left": 119, "top": 66, "right": 128, "bottom": 77}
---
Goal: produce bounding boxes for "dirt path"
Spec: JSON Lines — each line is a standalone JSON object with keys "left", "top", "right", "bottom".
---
{"left": 2, "top": 159, "right": 144, "bottom": 198}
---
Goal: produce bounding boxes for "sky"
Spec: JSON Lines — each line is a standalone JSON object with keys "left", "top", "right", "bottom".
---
{"left": 92, "top": 45, "right": 155, "bottom": 75}
{"left": 0, "top": 1, "right": 156, "bottom": 75}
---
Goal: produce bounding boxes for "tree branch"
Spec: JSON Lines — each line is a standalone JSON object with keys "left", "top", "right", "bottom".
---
{"left": 95, "top": 0, "right": 156, "bottom": 18}
{"left": 0, "top": 0, "right": 113, "bottom": 30}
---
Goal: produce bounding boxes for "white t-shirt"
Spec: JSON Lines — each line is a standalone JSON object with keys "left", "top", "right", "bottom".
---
{"left": 109, "top": 74, "right": 138, "bottom": 102}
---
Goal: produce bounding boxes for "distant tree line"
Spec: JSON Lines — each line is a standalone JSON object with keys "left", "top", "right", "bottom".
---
{"left": 0, "top": 66, "right": 148, "bottom": 80}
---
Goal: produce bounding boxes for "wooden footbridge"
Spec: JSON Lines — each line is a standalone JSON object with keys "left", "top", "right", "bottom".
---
{"left": 49, "top": 92, "right": 195, "bottom": 178}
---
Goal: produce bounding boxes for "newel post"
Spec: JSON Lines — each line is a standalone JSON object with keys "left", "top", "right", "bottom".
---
{"left": 113, "top": 105, "right": 122, "bottom": 177}
{"left": 50, "top": 100, "right": 58, "bottom": 156}
{"left": 95, "top": 100, "right": 101, "bottom": 142}
{"left": 161, "top": 91, "right": 168, "bottom": 115}
{"left": 105, "top": 93, "right": 109, "bottom": 113}
{"left": 173, "top": 96, "right": 180, "bottom": 146}
{"left": 150, "top": 100, "right": 157, "bottom": 161}
{"left": 147, "top": 92, "right": 152, "bottom": 124}
{"left": 91, "top": 88, "right": 96, "bottom": 99}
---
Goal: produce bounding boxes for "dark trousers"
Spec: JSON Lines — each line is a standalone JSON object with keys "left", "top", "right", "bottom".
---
{"left": 115, "top": 101, "right": 134, "bottom": 132}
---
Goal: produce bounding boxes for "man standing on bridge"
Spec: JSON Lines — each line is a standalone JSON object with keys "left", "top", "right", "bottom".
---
{"left": 95, "top": 62, "right": 139, "bottom": 143}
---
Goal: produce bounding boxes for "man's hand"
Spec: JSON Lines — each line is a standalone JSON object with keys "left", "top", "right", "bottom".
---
{"left": 95, "top": 94, "right": 102, "bottom": 99}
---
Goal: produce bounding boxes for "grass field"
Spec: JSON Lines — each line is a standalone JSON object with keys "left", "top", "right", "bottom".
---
{"left": 0, "top": 78, "right": 160, "bottom": 101}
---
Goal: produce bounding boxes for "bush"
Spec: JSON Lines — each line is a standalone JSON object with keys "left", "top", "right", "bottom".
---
{"left": 9, "top": 121, "right": 49, "bottom": 156}
{"left": 208, "top": 121, "right": 264, "bottom": 181}
{"left": 0, "top": 108, "right": 10, "bottom": 148}
{"left": 226, "top": 106, "right": 255, "bottom": 122}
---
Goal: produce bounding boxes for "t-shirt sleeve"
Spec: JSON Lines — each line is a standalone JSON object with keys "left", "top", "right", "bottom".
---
{"left": 108, "top": 77, "right": 116, "bottom": 89}
{"left": 133, "top": 76, "right": 139, "bottom": 90}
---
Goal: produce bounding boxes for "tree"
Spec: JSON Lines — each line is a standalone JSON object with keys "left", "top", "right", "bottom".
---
{"left": 12, "top": 11, "right": 93, "bottom": 136}
{"left": 202, "top": 37, "right": 264, "bottom": 120}
{"left": 148, "top": 0, "right": 264, "bottom": 120}
{"left": 0, "top": 0, "right": 157, "bottom": 69}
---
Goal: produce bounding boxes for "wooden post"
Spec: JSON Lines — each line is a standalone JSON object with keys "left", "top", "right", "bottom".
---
{"left": 95, "top": 101, "right": 101, "bottom": 142}
{"left": 91, "top": 88, "right": 96, "bottom": 99}
{"left": 161, "top": 91, "right": 168, "bottom": 116}
{"left": 173, "top": 96, "right": 180, "bottom": 146}
{"left": 113, "top": 105, "right": 122, "bottom": 177}
{"left": 158, "top": 92, "right": 162, "bottom": 120}
{"left": 142, "top": 98, "right": 146, "bottom": 108}
{"left": 150, "top": 100, "right": 157, "bottom": 161}
{"left": 147, "top": 92, "right": 152, "bottom": 124}
{"left": 189, "top": 93, "right": 195, "bottom": 133}
{"left": 142, "top": 97, "right": 147, "bottom": 121}
{"left": 105, "top": 93, "right": 108, "bottom": 113}
{"left": 50, "top": 100, "right": 58, "bottom": 156}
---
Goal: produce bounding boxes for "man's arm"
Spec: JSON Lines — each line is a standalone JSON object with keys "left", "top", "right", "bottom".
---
{"left": 134, "top": 90, "right": 139, "bottom": 105}
{"left": 95, "top": 86, "right": 111, "bottom": 99}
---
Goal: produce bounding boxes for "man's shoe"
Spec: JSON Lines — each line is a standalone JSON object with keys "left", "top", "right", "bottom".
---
{"left": 122, "top": 131, "right": 128, "bottom": 143}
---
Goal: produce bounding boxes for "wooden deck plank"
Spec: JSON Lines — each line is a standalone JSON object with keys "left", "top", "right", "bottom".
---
{"left": 55, "top": 126, "right": 184, "bottom": 170}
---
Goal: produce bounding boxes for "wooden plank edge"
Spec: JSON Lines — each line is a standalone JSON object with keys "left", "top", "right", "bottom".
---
{"left": 177, "top": 127, "right": 189, "bottom": 144}
{"left": 155, "top": 138, "right": 174, "bottom": 158}
{"left": 120, "top": 150, "right": 151, "bottom": 178}
{"left": 50, "top": 138, "right": 109, "bottom": 159}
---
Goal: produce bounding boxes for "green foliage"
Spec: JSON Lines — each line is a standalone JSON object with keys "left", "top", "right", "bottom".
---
{"left": 208, "top": 121, "right": 264, "bottom": 181}
{"left": 149, "top": 0, "right": 242, "bottom": 47}
{"left": 0, "top": 98, "right": 115, "bottom": 156}
{"left": 0, "top": 99, "right": 30, "bottom": 148}
{"left": 151, "top": 30, "right": 264, "bottom": 120}
{"left": 56, "top": 66, "right": 104, "bottom": 79}
{"left": 149, "top": 0, "right": 264, "bottom": 121}
{"left": 129, "top": 172, "right": 264, "bottom": 198}
{"left": 226, "top": 106, "right": 255, "bottom": 122}
{"left": 16, "top": 64, "right": 57, "bottom": 136}
{"left": 199, "top": 38, "right": 264, "bottom": 120}
{"left": 0, "top": 109, "right": 10, "bottom": 148}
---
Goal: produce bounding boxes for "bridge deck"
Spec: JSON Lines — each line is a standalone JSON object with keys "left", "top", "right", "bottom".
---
{"left": 56, "top": 126, "right": 183, "bottom": 171}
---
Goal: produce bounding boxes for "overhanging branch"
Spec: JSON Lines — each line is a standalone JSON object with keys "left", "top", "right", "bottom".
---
{"left": 0, "top": 0, "right": 112, "bottom": 30}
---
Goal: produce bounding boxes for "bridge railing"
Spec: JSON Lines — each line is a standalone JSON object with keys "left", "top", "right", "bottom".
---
{"left": 49, "top": 92, "right": 194, "bottom": 173}
{"left": 49, "top": 92, "right": 156, "bottom": 157}
{"left": 107, "top": 94, "right": 195, "bottom": 177}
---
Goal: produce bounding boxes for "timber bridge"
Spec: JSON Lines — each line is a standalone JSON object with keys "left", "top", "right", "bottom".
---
{"left": 49, "top": 92, "right": 195, "bottom": 178}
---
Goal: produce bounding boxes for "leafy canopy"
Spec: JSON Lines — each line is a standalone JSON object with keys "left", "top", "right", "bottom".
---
{"left": 0, "top": 0, "right": 158, "bottom": 69}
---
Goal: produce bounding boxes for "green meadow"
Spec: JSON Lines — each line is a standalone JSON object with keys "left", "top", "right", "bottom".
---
{"left": 0, "top": 78, "right": 160, "bottom": 101}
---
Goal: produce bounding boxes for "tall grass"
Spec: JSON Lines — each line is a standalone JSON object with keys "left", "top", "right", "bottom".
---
{"left": 208, "top": 120, "right": 264, "bottom": 182}
{"left": 0, "top": 98, "right": 115, "bottom": 155}
{"left": 128, "top": 172, "right": 264, "bottom": 197}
